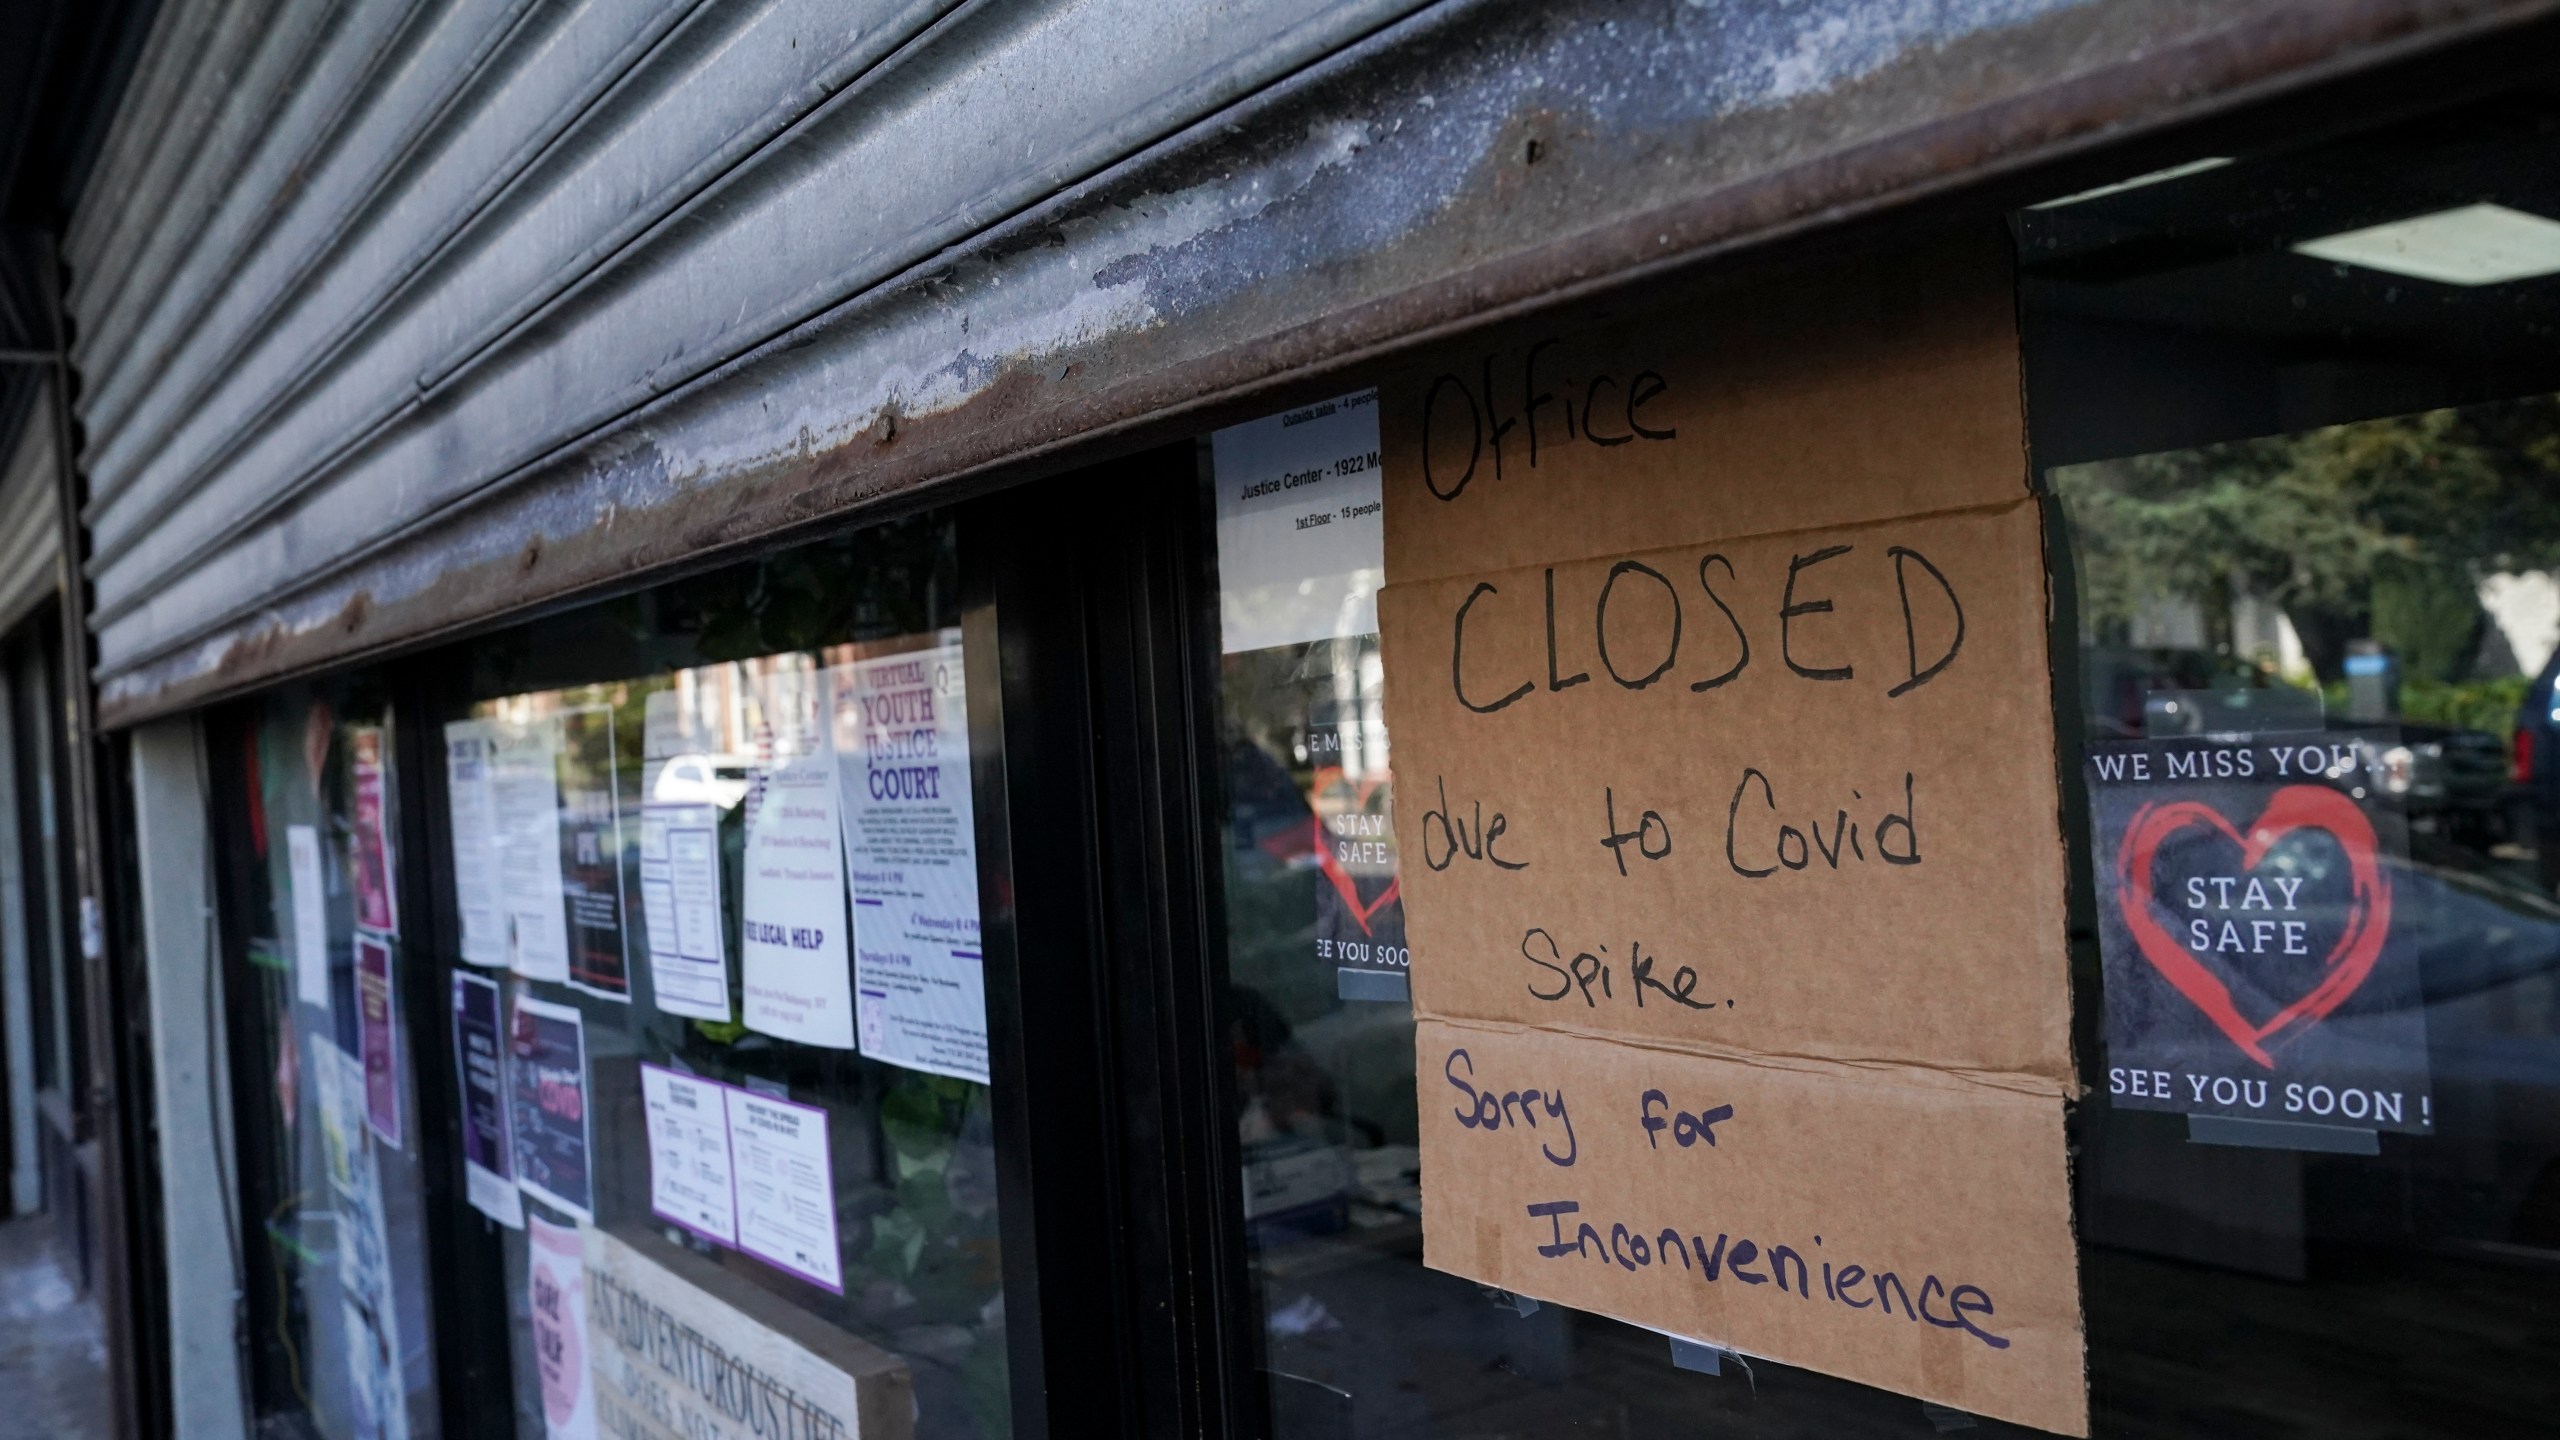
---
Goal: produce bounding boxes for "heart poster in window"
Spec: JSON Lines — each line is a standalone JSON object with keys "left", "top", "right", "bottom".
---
{"left": 1308, "top": 712, "right": 1404, "bottom": 977}
{"left": 2086, "top": 733, "right": 2433, "bottom": 1133}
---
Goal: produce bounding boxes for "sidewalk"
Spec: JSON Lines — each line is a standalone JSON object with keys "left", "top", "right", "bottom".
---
{"left": 0, "top": 1214, "right": 107, "bottom": 1439}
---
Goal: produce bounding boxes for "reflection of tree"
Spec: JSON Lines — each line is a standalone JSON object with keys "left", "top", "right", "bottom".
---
{"left": 647, "top": 517, "right": 955, "bottom": 661}
{"left": 2056, "top": 398, "right": 2560, "bottom": 683}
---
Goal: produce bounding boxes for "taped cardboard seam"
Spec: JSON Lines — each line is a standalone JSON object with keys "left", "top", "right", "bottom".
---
{"left": 1380, "top": 492, "right": 2043, "bottom": 605}
{"left": 2030, "top": 486, "right": 2092, "bottom": 1107}
{"left": 1380, "top": 488, "right": 2044, "bottom": 593}
{"left": 1418, "top": 1012, "right": 2075, "bottom": 1101}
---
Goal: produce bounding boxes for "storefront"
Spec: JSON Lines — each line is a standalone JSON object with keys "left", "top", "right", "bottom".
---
{"left": 33, "top": 1, "right": 2560, "bottom": 1437}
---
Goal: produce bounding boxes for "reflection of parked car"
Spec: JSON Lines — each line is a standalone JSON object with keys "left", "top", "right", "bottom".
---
{"left": 1229, "top": 738, "right": 1321, "bottom": 872}
{"left": 652, "top": 752, "right": 753, "bottom": 808}
{"left": 2344, "top": 721, "right": 2510, "bottom": 847}
{"left": 2084, "top": 646, "right": 2267, "bottom": 739}
{"left": 2095, "top": 647, "right": 2509, "bottom": 840}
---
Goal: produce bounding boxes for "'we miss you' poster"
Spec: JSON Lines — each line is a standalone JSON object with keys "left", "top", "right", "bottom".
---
{"left": 2086, "top": 733, "right": 2433, "bottom": 1134}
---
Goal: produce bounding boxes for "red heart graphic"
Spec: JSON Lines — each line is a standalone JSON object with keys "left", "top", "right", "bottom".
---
{"left": 1313, "top": 813, "right": 1401, "bottom": 934}
{"left": 2115, "top": 784, "right": 2391, "bottom": 1070}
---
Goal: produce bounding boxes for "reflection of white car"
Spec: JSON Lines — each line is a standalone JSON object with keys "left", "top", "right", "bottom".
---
{"left": 653, "top": 753, "right": 752, "bottom": 809}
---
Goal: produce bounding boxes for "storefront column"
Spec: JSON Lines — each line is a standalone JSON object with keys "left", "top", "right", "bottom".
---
{"left": 128, "top": 717, "right": 246, "bottom": 1440}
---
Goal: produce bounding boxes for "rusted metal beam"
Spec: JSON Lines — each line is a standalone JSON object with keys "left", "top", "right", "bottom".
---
{"left": 93, "top": 0, "right": 2560, "bottom": 724}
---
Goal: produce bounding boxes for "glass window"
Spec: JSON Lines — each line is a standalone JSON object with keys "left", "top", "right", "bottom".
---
{"left": 214, "top": 678, "right": 443, "bottom": 1440}
{"left": 1204, "top": 86, "right": 2560, "bottom": 1440}
{"left": 2023, "top": 89, "right": 2560, "bottom": 1438}
{"left": 439, "top": 514, "right": 1010, "bottom": 1440}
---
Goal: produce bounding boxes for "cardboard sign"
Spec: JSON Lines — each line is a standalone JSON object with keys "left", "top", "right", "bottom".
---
{"left": 2087, "top": 734, "right": 2433, "bottom": 1132}
{"left": 584, "top": 1226, "right": 911, "bottom": 1440}
{"left": 1378, "top": 233, "right": 2087, "bottom": 1435}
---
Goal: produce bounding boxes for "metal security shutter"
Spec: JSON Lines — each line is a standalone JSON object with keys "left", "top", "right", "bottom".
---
{"left": 0, "top": 401, "right": 57, "bottom": 636}
{"left": 63, "top": 0, "right": 2559, "bottom": 722}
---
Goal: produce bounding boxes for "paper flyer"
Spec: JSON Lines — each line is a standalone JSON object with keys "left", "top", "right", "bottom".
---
{"left": 837, "top": 640, "right": 989, "bottom": 1082}
{"left": 641, "top": 1063, "right": 738, "bottom": 1246}
{"left": 311, "top": 1032, "right": 357, "bottom": 1197}
{"left": 527, "top": 1214, "right": 598, "bottom": 1440}
{"left": 287, "top": 823, "right": 332, "bottom": 1007}
{"left": 1211, "top": 389, "right": 1386, "bottom": 653}
{"left": 355, "top": 932, "right": 402, "bottom": 1149}
{"left": 725, "top": 1087, "right": 843, "bottom": 1292}
{"left": 494, "top": 718, "right": 572, "bottom": 983}
{"left": 349, "top": 728, "right": 399, "bottom": 937}
{"left": 509, "top": 994, "right": 593, "bottom": 1221}
{"left": 338, "top": 1210, "right": 409, "bottom": 1440}
{"left": 450, "top": 971, "right": 522, "bottom": 1228}
{"left": 740, "top": 754, "right": 855, "bottom": 1049}
{"left": 638, "top": 691, "right": 733, "bottom": 1021}
{"left": 443, "top": 719, "right": 509, "bottom": 967}
{"left": 558, "top": 707, "right": 632, "bottom": 1002}
{"left": 334, "top": 1044, "right": 408, "bottom": 1440}
{"left": 339, "top": 1297, "right": 395, "bottom": 1440}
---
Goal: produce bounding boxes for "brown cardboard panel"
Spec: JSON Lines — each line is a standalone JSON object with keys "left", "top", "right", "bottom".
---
{"left": 1381, "top": 230, "right": 2026, "bottom": 587}
{"left": 1417, "top": 1015, "right": 2087, "bottom": 1437}
{"left": 1378, "top": 499, "right": 2071, "bottom": 1085}
{"left": 1379, "top": 227, "right": 2084, "bottom": 1433}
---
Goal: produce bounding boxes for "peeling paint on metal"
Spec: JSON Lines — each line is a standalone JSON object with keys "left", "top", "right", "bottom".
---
{"left": 82, "top": 0, "right": 2560, "bottom": 722}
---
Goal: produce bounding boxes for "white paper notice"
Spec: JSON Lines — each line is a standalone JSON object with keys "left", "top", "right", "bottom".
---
{"left": 724, "top": 1088, "right": 842, "bottom": 1292}
{"left": 287, "top": 824, "right": 332, "bottom": 1007}
{"left": 443, "top": 720, "right": 509, "bottom": 967}
{"left": 641, "top": 1064, "right": 737, "bottom": 1246}
{"left": 839, "top": 641, "right": 989, "bottom": 1082}
{"left": 740, "top": 755, "right": 855, "bottom": 1048}
{"left": 637, "top": 696, "right": 731, "bottom": 1019}
{"left": 494, "top": 719, "right": 571, "bottom": 983}
{"left": 1212, "top": 389, "right": 1385, "bottom": 653}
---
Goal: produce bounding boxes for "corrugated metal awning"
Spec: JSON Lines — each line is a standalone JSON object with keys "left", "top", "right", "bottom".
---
{"left": 62, "top": 0, "right": 2560, "bottom": 723}
{"left": 0, "top": 401, "right": 58, "bottom": 637}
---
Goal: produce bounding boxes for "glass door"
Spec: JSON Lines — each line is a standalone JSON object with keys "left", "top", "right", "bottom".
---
{"left": 211, "top": 678, "right": 445, "bottom": 1440}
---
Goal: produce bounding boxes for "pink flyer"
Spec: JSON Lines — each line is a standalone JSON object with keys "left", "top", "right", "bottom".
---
{"left": 350, "top": 727, "right": 399, "bottom": 936}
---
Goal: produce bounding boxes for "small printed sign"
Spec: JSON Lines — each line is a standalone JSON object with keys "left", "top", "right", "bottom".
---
{"left": 2087, "top": 733, "right": 2433, "bottom": 1133}
{"left": 355, "top": 932, "right": 402, "bottom": 1149}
